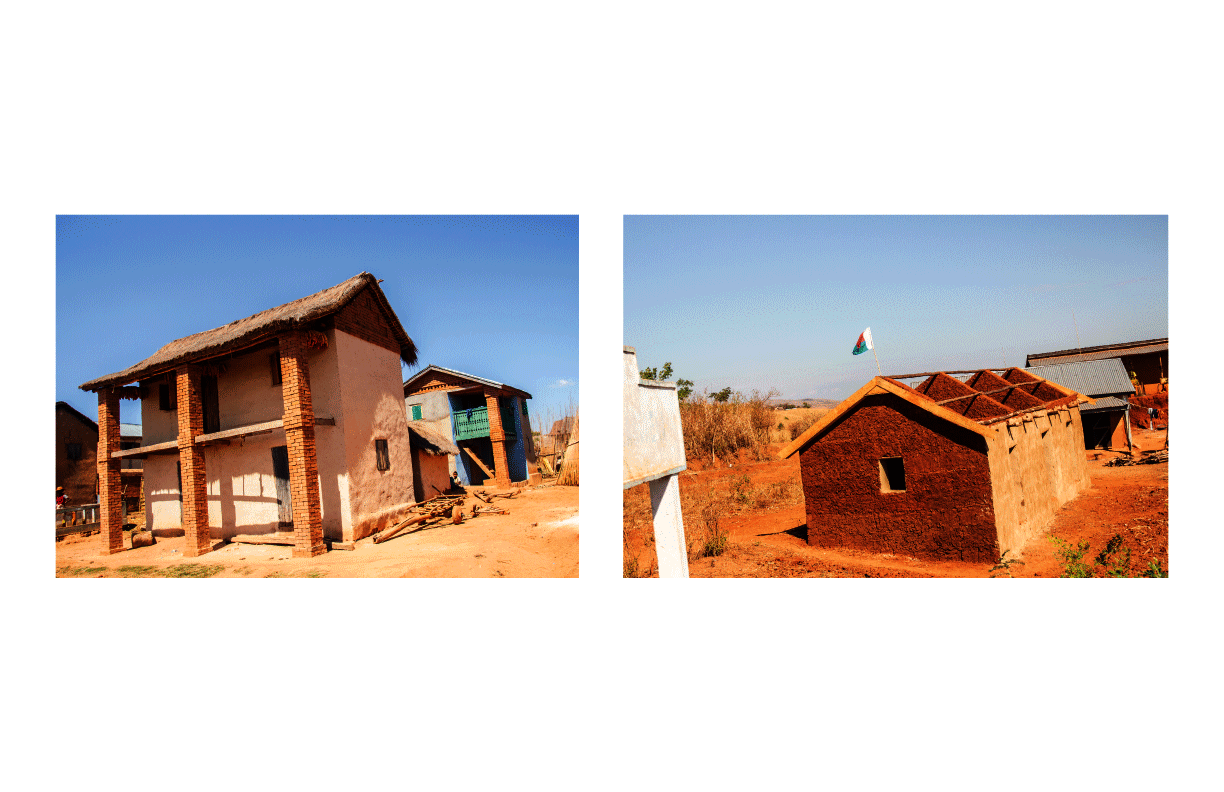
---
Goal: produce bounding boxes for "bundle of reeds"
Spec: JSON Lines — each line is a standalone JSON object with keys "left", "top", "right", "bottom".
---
{"left": 557, "top": 414, "right": 579, "bottom": 486}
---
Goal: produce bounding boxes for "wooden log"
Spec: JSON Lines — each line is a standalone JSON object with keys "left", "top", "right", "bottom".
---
{"left": 231, "top": 533, "right": 297, "bottom": 546}
{"left": 463, "top": 447, "right": 496, "bottom": 479}
{"left": 373, "top": 513, "right": 429, "bottom": 544}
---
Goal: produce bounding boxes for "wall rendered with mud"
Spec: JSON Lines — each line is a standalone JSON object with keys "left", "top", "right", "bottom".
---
{"left": 798, "top": 393, "right": 998, "bottom": 563}
{"left": 987, "top": 405, "right": 1091, "bottom": 555}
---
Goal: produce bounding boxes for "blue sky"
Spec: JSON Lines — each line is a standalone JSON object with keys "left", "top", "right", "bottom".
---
{"left": 624, "top": 216, "right": 1168, "bottom": 401}
{"left": 57, "top": 216, "right": 578, "bottom": 431}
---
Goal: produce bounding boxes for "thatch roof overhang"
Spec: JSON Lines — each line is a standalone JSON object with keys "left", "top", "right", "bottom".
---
{"left": 406, "top": 422, "right": 460, "bottom": 456}
{"left": 779, "top": 370, "right": 1091, "bottom": 460}
{"left": 80, "top": 273, "right": 417, "bottom": 392}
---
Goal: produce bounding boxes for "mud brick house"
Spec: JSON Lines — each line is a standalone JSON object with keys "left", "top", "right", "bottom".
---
{"left": 1027, "top": 337, "right": 1167, "bottom": 395}
{"left": 79, "top": 273, "right": 418, "bottom": 558}
{"left": 56, "top": 401, "right": 99, "bottom": 506}
{"left": 1027, "top": 358, "right": 1135, "bottom": 451}
{"left": 779, "top": 368, "right": 1093, "bottom": 563}
{"left": 403, "top": 365, "right": 541, "bottom": 489}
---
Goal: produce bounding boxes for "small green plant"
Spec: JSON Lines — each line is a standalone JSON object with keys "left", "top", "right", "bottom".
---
{"left": 1094, "top": 534, "right": 1132, "bottom": 577}
{"left": 1142, "top": 559, "right": 1168, "bottom": 578}
{"left": 729, "top": 474, "right": 753, "bottom": 506}
{"left": 698, "top": 501, "right": 729, "bottom": 558}
{"left": 988, "top": 549, "right": 1026, "bottom": 578}
{"left": 1049, "top": 536, "right": 1093, "bottom": 578}
{"left": 624, "top": 554, "right": 640, "bottom": 578}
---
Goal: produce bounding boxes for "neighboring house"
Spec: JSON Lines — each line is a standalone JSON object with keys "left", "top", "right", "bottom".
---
{"left": 56, "top": 401, "right": 98, "bottom": 506}
{"left": 79, "top": 273, "right": 419, "bottom": 558}
{"left": 1026, "top": 338, "right": 1167, "bottom": 395}
{"left": 1027, "top": 358, "right": 1135, "bottom": 451}
{"left": 403, "top": 365, "right": 541, "bottom": 489}
{"left": 780, "top": 368, "right": 1092, "bottom": 564}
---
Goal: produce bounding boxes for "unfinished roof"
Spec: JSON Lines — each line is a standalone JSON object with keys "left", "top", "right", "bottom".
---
{"left": 403, "top": 364, "right": 532, "bottom": 400}
{"left": 779, "top": 368, "right": 1088, "bottom": 459}
{"left": 406, "top": 422, "right": 460, "bottom": 456}
{"left": 80, "top": 273, "right": 417, "bottom": 392}
{"left": 1026, "top": 358, "right": 1134, "bottom": 399}
{"left": 1025, "top": 338, "right": 1167, "bottom": 367}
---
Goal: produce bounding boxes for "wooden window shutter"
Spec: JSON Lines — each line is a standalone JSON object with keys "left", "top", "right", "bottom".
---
{"left": 411, "top": 404, "right": 422, "bottom": 421}
{"left": 375, "top": 439, "right": 390, "bottom": 471}
{"left": 270, "top": 353, "right": 282, "bottom": 386}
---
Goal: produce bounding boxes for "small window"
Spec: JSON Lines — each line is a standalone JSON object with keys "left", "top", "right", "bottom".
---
{"left": 375, "top": 439, "right": 390, "bottom": 471}
{"left": 879, "top": 457, "right": 906, "bottom": 492}
{"left": 66, "top": 443, "right": 82, "bottom": 461}
{"left": 270, "top": 353, "right": 282, "bottom": 386}
{"left": 159, "top": 382, "right": 177, "bottom": 411}
{"left": 410, "top": 404, "right": 422, "bottom": 421}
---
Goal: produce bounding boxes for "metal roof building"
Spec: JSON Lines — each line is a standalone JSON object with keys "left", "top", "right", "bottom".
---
{"left": 1027, "top": 358, "right": 1134, "bottom": 450}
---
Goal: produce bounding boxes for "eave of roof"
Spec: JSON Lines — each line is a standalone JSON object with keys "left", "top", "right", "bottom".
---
{"left": 80, "top": 273, "right": 416, "bottom": 392}
{"left": 403, "top": 364, "right": 532, "bottom": 400}
{"left": 1026, "top": 338, "right": 1168, "bottom": 366}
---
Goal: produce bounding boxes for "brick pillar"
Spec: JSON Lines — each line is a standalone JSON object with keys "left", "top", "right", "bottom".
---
{"left": 96, "top": 388, "right": 124, "bottom": 554}
{"left": 485, "top": 391, "right": 512, "bottom": 489}
{"left": 177, "top": 366, "right": 212, "bottom": 557}
{"left": 519, "top": 398, "right": 542, "bottom": 485}
{"left": 280, "top": 332, "right": 325, "bottom": 557}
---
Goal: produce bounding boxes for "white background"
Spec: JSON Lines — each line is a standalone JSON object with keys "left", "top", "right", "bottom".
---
{"left": 4, "top": 2, "right": 1217, "bottom": 789}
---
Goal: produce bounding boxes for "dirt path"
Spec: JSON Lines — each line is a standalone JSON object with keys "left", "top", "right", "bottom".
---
{"left": 58, "top": 483, "right": 579, "bottom": 578}
{"left": 624, "top": 430, "right": 1168, "bottom": 578}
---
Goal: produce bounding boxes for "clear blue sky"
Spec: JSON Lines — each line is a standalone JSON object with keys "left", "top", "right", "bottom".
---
{"left": 57, "top": 215, "right": 578, "bottom": 431}
{"left": 624, "top": 216, "right": 1168, "bottom": 401}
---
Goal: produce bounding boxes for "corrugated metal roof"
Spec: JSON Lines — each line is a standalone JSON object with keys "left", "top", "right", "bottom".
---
{"left": 1026, "top": 340, "right": 1167, "bottom": 367}
{"left": 1080, "top": 396, "right": 1131, "bottom": 413}
{"left": 120, "top": 423, "right": 142, "bottom": 439}
{"left": 1026, "top": 358, "right": 1134, "bottom": 398}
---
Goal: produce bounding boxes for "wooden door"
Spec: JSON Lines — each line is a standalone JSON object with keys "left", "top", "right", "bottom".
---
{"left": 271, "top": 445, "right": 293, "bottom": 527}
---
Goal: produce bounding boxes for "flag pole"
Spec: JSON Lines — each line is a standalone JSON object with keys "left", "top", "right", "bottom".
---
{"left": 871, "top": 343, "right": 882, "bottom": 376}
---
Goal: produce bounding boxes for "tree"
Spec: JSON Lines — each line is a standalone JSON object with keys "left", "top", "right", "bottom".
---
{"left": 641, "top": 362, "right": 693, "bottom": 400}
{"left": 712, "top": 387, "right": 732, "bottom": 403}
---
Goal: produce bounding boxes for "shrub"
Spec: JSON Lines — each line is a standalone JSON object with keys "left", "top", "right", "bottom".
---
{"left": 680, "top": 388, "right": 780, "bottom": 464}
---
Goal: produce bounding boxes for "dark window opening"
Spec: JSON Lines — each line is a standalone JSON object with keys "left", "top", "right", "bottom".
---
{"left": 159, "top": 382, "right": 177, "bottom": 411}
{"left": 270, "top": 353, "right": 282, "bottom": 386}
{"left": 879, "top": 457, "right": 906, "bottom": 492}
{"left": 202, "top": 375, "right": 220, "bottom": 434}
{"left": 66, "top": 443, "right": 82, "bottom": 460}
{"left": 375, "top": 439, "right": 390, "bottom": 471}
{"left": 176, "top": 461, "right": 182, "bottom": 502}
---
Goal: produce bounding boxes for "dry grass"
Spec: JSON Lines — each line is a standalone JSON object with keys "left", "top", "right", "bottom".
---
{"left": 680, "top": 389, "right": 780, "bottom": 465}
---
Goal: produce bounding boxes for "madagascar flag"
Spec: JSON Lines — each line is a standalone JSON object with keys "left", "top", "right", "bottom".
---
{"left": 852, "top": 327, "right": 874, "bottom": 355}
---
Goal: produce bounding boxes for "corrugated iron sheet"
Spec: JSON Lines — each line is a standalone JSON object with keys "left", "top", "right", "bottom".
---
{"left": 1026, "top": 341, "right": 1167, "bottom": 367}
{"left": 1080, "top": 396, "right": 1131, "bottom": 413}
{"left": 1026, "top": 358, "right": 1135, "bottom": 398}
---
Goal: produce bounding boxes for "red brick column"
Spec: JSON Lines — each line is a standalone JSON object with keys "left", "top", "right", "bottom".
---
{"left": 96, "top": 388, "right": 124, "bottom": 554}
{"left": 280, "top": 332, "right": 326, "bottom": 557}
{"left": 485, "top": 391, "right": 512, "bottom": 488}
{"left": 177, "top": 366, "right": 212, "bottom": 557}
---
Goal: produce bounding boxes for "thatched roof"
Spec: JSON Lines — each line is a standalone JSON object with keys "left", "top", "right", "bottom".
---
{"left": 406, "top": 422, "right": 460, "bottom": 456}
{"left": 80, "top": 273, "right": 416, "bottom": 391}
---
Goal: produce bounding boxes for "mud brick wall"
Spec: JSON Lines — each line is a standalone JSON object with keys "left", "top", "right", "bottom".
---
{"left": 177, "top": 366, "right": 212, "bottom": 557}
{"left": 798, "top": 393, "right": 998, "bottom": 563}
{"left": 96, "top": 390, "right": 124, "bottom": 554}
{"left": 332, "top": 287, "right": 401, "bottom": 356}
{"left": 57, "top": 405, "right": 99, "bottom": 506}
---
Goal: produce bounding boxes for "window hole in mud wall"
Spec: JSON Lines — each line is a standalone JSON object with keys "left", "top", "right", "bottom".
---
{"left": 375, "top": 439, "right": 390, "bottom": 471}
{"left": 878, "top": 457, "right": 906, "bottom": 492}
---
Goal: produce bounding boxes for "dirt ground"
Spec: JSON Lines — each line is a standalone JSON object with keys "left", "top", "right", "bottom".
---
{"left": 624, "top": 428, "right": 1168, "bottom": 578}
{"left": 57, "top": 483, "right": 579, "bottom": 578}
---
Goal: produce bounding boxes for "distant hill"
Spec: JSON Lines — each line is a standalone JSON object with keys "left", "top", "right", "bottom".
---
{"left": 768, "top": 397, "right": 840, "bottom": 409}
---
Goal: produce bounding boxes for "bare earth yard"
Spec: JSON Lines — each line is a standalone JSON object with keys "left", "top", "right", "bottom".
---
{"left": 59, "top": 483, "right": 578, "bottom": 578}
{"left": 625, "top": 428, "right": 1168, "bottom": 578}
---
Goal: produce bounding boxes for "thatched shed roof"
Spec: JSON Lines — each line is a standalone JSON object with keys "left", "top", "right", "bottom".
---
{"left": 406, "top": 422, "right": 460, "bottom": 456}
{"left": 80, "top": 273, "right": 416, "bottom": 391}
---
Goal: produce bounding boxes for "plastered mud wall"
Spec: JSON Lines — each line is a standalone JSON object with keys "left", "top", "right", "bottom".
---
{"left": 798, "top": 393, "right": 998, "bottom": 563}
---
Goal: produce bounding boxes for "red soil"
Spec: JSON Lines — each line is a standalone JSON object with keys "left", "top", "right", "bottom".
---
{"left": 624, "top": 429, "right": 1168, "bottom": 578}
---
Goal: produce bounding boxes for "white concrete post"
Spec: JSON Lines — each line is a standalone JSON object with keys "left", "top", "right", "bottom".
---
{"left": 624, "top": 346, "right": 689, "bottom": 578}
{"left": 648, "top": 473, "right": 689, "bottom": 578}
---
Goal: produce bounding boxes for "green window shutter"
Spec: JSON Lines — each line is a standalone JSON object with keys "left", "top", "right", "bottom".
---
{"left": 411, "top": 404, "right": 422, "bottom": 420}
{"left": 522, "top": 400, "right": 529, "bottom": 416}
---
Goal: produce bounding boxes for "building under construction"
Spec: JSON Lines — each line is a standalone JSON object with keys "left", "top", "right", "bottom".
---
{"left": 780, "top": 368, "right": 1093, "bottom": 563}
